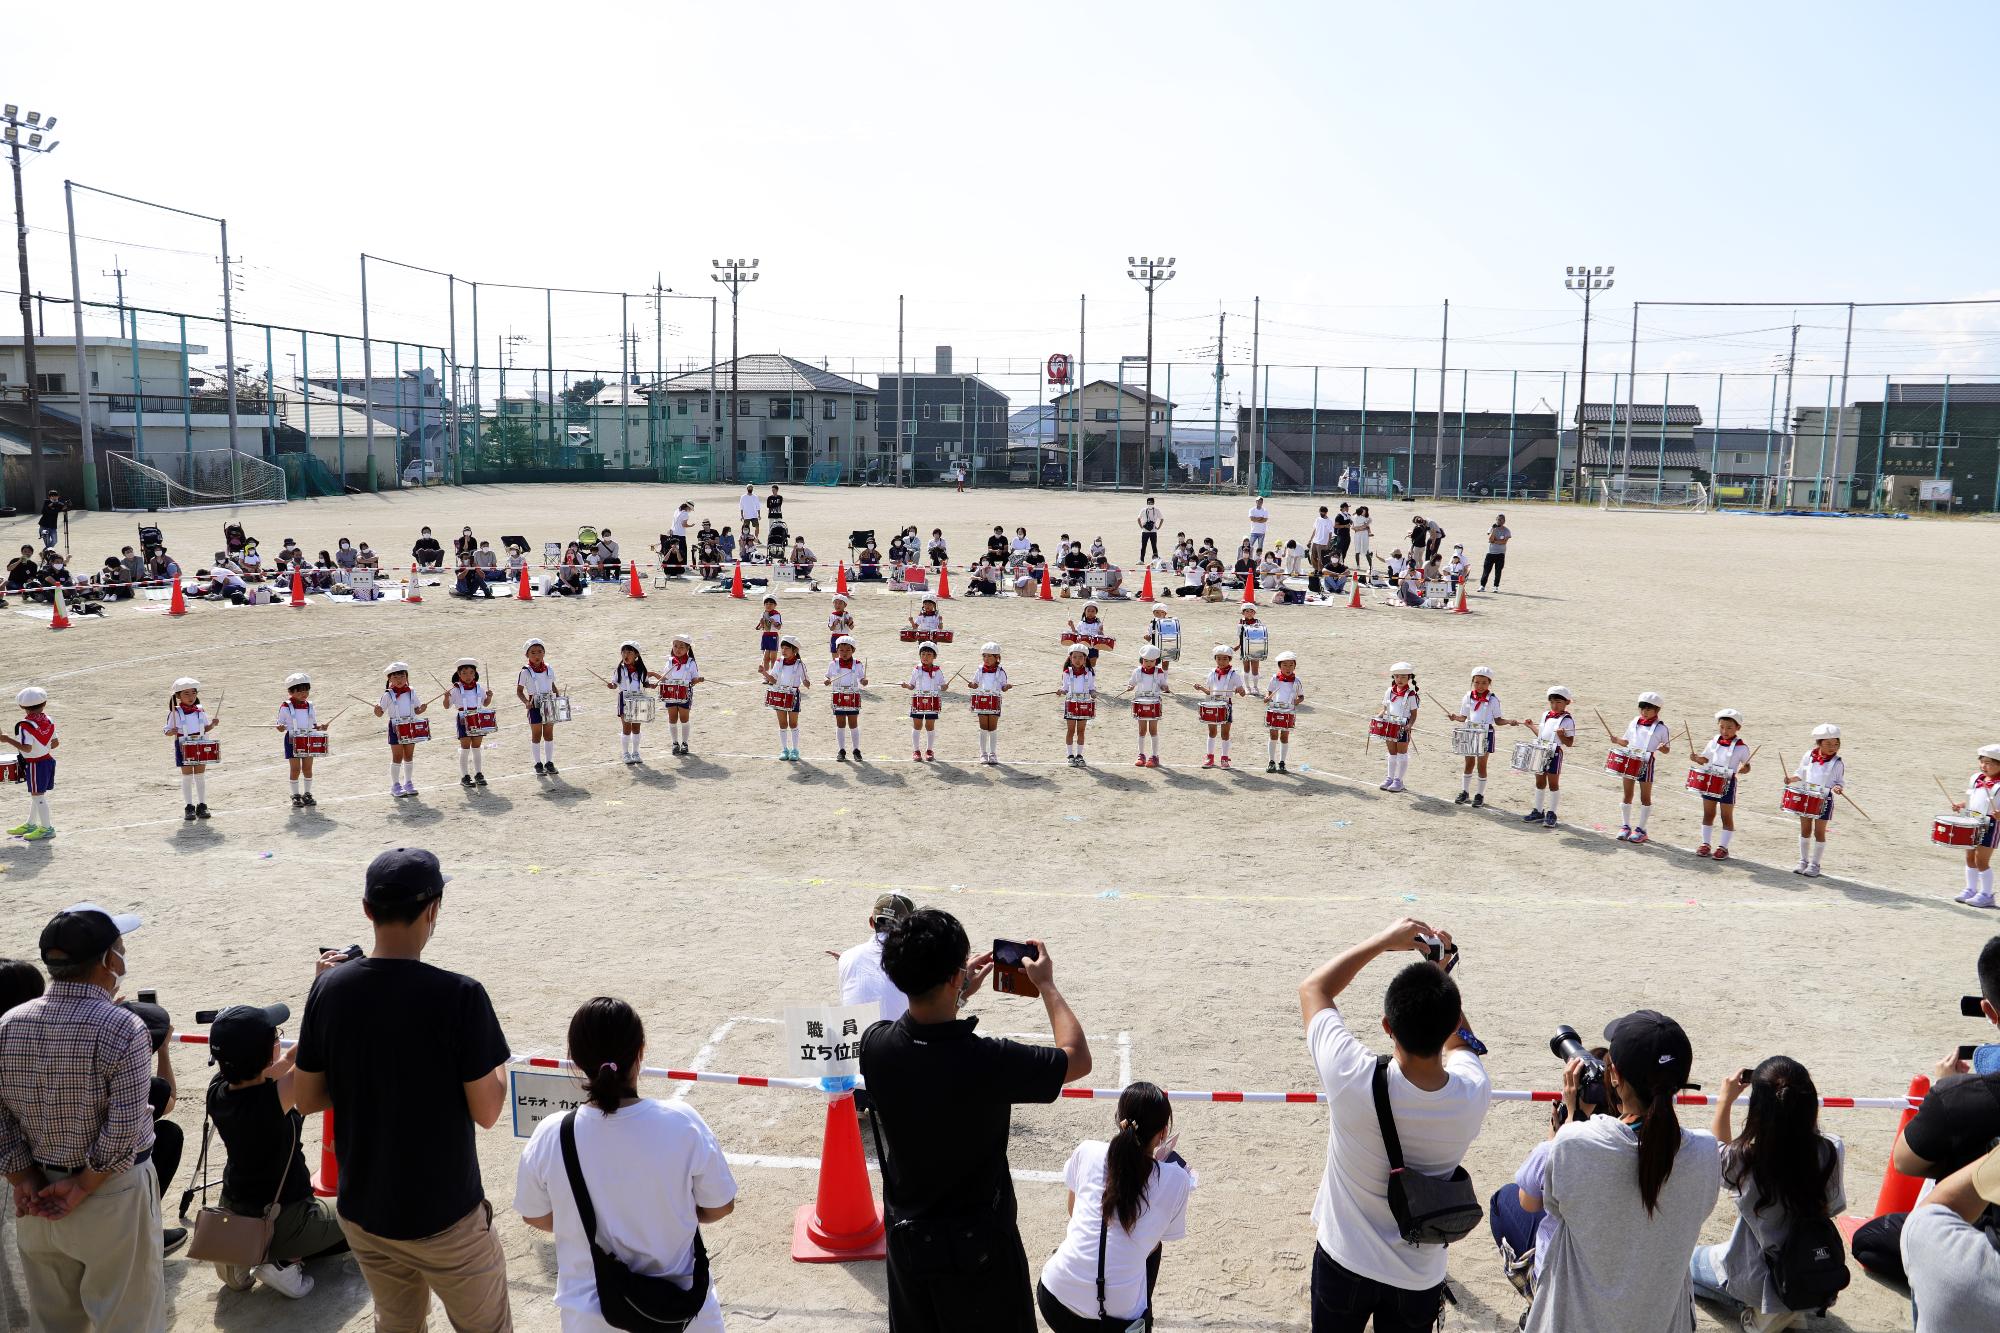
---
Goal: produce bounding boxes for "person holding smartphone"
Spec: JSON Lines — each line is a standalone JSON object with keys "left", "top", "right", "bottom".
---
{"left": 858, "top": 910, "right": 1091, "bottom": 1333}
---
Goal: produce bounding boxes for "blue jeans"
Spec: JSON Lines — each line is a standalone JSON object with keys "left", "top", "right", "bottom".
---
{"left": 1488, "top": 1183, "right": 1538, "bottom": 1297}
{"left": 1689, "top": 1243, "right": 1738, "bottom": 1311}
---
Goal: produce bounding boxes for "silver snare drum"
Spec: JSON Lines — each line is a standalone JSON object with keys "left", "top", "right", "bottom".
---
{"left": 1511, "top": 740, "right": 1555, "bottom": 775}
{"left": 620, "top": 692, "right": 657, "bottom": 724}
{"left": 1451, "top": 723, "right": 1492, "bottom": 756}
{"left": 533, "top": 691, "right": 574, "bottom": 724}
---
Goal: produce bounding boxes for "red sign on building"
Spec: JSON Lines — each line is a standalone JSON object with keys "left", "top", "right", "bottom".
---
{"left": 1046, "top": 353, "right": 1071, "bottom": 386}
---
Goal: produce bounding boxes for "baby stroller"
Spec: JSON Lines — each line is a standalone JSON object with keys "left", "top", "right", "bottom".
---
{"left": 137, "top": 524, "right": 165, "bottom": 560}
{"left": 764, "top": 519, "right": 790, "bottom": 561}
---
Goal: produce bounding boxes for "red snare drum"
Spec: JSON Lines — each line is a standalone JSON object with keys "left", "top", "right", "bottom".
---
{"left": 463, "top": 709, "right": 499, "bottom": 736}
{"left": 394, "top": 719, "right": 432, "bottom": 745}
{"left": 1266, "top": 709, "right": 1296, "bottom": 730}
{"left": 899, "top": 628, "right": 920, "bottom": 641}
{"left": 970, "top": 692, "right": 1002, "bottom": 716}
{"left": 1198, "top": 702, "right": 1231, "bottom": 724}
{"left": 1063, "top": 696, "right": 1097, "bottom": 721}
{"left": 659, "top": 685, "right": 691, "bottom": 707}
{"left": 911, "top": 695, "right": 941, "bottom": 716}
{"left": 0, "top": 759, "right": 20, "bottom": 784}
{"left": 832, "top": 691, "right": 862, "bottom": 711}
{"left": 1780, "top": 784, "right": 1830, "bottom": 818}
{"left": 1932, "top": 813, "right": 1990, "bottom": 847}
{"left": 1604, "top": 747, "right": 1646, "bottom": 778}
{"left": 1132, "top": 699, "right": 1162, "bottom": 720}
{"left": 1368, "top": 717, "right": 1406, "bottom": 741}
{"left": 1684, "top": 766, "right": 1728, "bottom": 798}
{"left": 292, "top": 732, "right": 330, "bottom": 756}
{"left": 931, "top": 630, "right": 954, "bottom": 643}
{"left": 181, "top": 739, "right": 222, "bottom": 764}
{"left": 1060, "top": 631, "right": 1079, "bottom": 644}
{"left": 766, "top": 688, "right": 800, "bottom": 711}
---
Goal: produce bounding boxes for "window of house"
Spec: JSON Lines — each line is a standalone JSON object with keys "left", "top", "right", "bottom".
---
{"left": 920, "top": 403, "right": 933, "bottom": 420}
{"left": 770, "top": 397, "right": 793, "bottom": 420}
{"left": 942, "top": 404, "right": 962, "bottom": 423}
{"left": 35, "top": 373, "right": 66, "bottom": 395}
{"left": 677, "top": 399, "right": 689, "bottom": 416}
{"left": 1062, "top": 407, "right": 1079, "bottom": 422}
{"left": 828, "top": 435, "right": 839, "bottom": 451}
{"left": 1890, "top": 431, "right": 1956, "bottom": 450}
{"left": 856, "top": 400, "right": 869, "bottom": 422}
{"left": 904, "top": 418, "right": 917, "bottom": 437}
{"left": 823, "top": 398, "right": 838, "bottom": 420}
{"left": 1094, "top": 407, "right": 1116, "bottom": 422}
{"left": 738, "top": 398, "right": 751, "bottom": 416}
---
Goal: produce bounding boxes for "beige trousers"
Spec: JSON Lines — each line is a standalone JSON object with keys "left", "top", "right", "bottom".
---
{"left": 339, "top": 1199, "right": 512, "bottom": 1332}
{"left": 14, "top": 1164, "right": 165, "bottom": 1333}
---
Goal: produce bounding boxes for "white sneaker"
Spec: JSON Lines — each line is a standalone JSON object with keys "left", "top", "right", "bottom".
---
{"left": 252, "top": 1262, "right": 314, "bottom": 1299}
{"left": 1802, "top": 864, "right": 1822, "bottom": 878}
{"left": 1969, "top": 891, "right": 1997, "bottom": 909}
{"left": 1738, "top": 1308, "right": 1803, "bottom": 1333}
{"left": 1957, "top": 885, "right": 1982, "bottom": 903}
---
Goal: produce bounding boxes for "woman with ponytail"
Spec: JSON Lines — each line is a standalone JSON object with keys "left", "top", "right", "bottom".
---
{"left": 1525, "top": 1011, "right": 1723, "bottom": 1333}
{"left": 1036, "top": 1082, "right": 1193, "bottom": 1331}
{"left": 514, "top": 997, "right": 738, "bottom": 1332}
{"left": 1691, "top": 1057, "right": 1847, "bottom": 1331}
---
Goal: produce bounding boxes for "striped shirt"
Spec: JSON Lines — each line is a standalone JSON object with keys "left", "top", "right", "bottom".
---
{"left": 0, "top": 981, "right": 154, "bottom": 1174}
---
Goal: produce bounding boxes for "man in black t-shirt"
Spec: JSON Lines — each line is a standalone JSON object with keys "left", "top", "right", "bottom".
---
{"left": 859, "top": 910, "right": 1091, "bottom": 1333}
{"left": 294, "top": 848, "right": 512, "bottom": 1329}
{"left": 38, "top": 491, "right": 66, "bottom": 553}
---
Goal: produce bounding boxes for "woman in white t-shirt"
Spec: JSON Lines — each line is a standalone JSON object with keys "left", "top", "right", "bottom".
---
{"left": 1038, "top": 1082, "right": 1193, "bottom": 1332}
{"left": 515, "top": 998, "right": 738, "bottom": 1333}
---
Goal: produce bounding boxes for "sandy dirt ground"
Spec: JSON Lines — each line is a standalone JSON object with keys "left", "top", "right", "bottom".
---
{"left": 2, "top": 482, "right": 1995, "bottom": 1332}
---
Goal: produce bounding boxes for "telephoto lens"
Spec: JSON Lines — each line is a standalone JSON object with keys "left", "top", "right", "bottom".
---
{"left": 1549, "top": 1025, "right": 1609, "bottom": 1110}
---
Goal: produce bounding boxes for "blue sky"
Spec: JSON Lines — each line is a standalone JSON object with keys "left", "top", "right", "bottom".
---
{"left": 10, "top": 0, "right": 1998, "bottom": 423}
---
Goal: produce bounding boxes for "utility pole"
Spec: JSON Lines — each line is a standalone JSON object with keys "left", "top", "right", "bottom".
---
{"left": 1126, "top": 255, "right": 1175, "bottom": 489}
{"left": 6, "top": 103, "right": 60, "bottom": 502}
{"left": 1563, "top": 264, "right": 1614, "bottom": 499}
{"left": 63, "top": 181, "right": 98, "bottom": 508}
{"left": 101, "top": 258, "right": 128, "bottom": 336}
{"left": 1248, "top": 297, "right": 1260, "bottom": 490}
{"left": 1433, "top": 299, "right": 1449, "bottom": 497}
{"left": 710, "top": 258, "right": 759, "bottom": 477}
{"left": 219, "top": 222, "right": 239, "bottom": 472}
{"left": 1775, "top": 319, "right": 1799, "bottom": 508}
{"left": 1213, "top": 308, "right": 1225, "bottom": 487}
{"left": 896, "top": 294, "right": 905, "bottom": 487}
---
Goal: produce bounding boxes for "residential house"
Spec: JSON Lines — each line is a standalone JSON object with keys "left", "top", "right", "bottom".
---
{"left": 875, "top": 346, "right": 1009, "bottom": 484}
{"left": 643, "top": 354, "right": 875, "bottom": 483}
{"left": 1048, "top": 379, "right": 1176, "bottom": 485}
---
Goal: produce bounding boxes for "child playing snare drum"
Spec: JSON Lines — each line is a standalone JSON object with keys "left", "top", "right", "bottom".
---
{"left": 1066, "top": 602, "right": 1108, "bottom": 668}
{"left": 1061, "top": 646, "right": 1096, "bottom": 767}
{"left": 1617, "top": 692, "right": 1672, "bottom": 845}
{"left": 1510, "top": 686, "right": 1576, "bottom": 828}
{"left": 1127, "top": 646, "right": 1170, "bottom": 768}
{"left": 757, "top": 597, "right": 782, "bottom": 673}
{"left": 1202, "top": 646, "right": 1247, "bottom": 769}
{"left": 759, "top": 635, "right": 810, "bottom": 761}
{"left": 1948, "top": 743, "right": 2000, "bottom": 907}
{"left": 825, "top": 636, "right": 868, "bottom": 762}
{"left": 608, "top": 640, "right": 657, "bottom": 765}
{"left": 910, "top": 596, "right": 945, "bottom": 638}
{"left": 166, "top": 676, "right": 219, "bottom": 821}
{"left": 1693, "top": 709, "right": 1751, "bottom": 860}
{"left": 1446, "top": 666, "right": 1506, "bottom": 806}
{"left": 1236, "top": 605, "right": 1269, "bottom": 696}
{"left": 1377, "top": 663, "right": 1420, "bottom": 792}
{"left": 4, "top": 687, "right": 58, "bottom": 841}
{"left": 374, "top": 662, "right": 428, "bottom": 799}
{"left": 969, "top": 642, "right": 1010, "bottom": 765}
{"left": 275, "top": 672, "right": 325, "bottom": 807}
{"left": 903, "top": 644, "right": 946, "bottom": 762}
{"left": 517, "top": 638, "right": 561, "bottom": 776}
{"left": 659, "top": 635, "right": 703, "bottom": 756}
{"left": 827, "top": 593, "right": 854, "bottom": 661}
{"left": 448, "top": 658, "right": 493, "bottom": 786}
{"left": 1790, "top": 723, "right": 1845, "bottom": 877}
{"left": 1266, "top": 651, "right": 1304, "bottom": 773}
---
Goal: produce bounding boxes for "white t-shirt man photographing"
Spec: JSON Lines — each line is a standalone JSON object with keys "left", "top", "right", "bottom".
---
{"left": 836, "top": 893, "right": 914, "bottom": 1023}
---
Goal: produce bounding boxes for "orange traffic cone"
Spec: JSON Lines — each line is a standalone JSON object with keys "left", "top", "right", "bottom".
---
{"left": 1241, "top": 570, "right": 1256, "bottom": 603}
{"left": 1139, "top": 566, "right": 1154, "bottom": 601}
{"left": 1038, "top": 567, "right": 1054, "bottom": 601}
{"left": 936, "top": 564, "right": 952, "bottom": 599}
{"left": 730, "top": 562, "right": 746, "bottom": 599}
{"left": 310, "top": 1109, "right": 339, "bottom": 1197}
{"left": 1453, "top": 581, "right": 1470, "bottom": 614}
{"left": 628, "top": 561, "right": 645, "bottom": 599}
{"left": 405, "top": 565, "right": 423, "bottom": 605}
{"left": 167, "top": 575, "right": 188, "bottom": 617}
{"left": 1348, "top": 577, "right": 1365, "bottom": 609}
{"left": 1837, "top": 1074, "right": 1929, "bottom": 1243}
{"left": 516, "top": 562, "right": 533, "bottom": 601}
{"left": 791, "top": 1092, "right": 886, "bottom": 1262}
{"left": 48, "top": 587, "right": 71, "bottom": 631}
{"left": 836, "top": 561, "right": 849, "bottom": 596}
{"left": 289, "top": 566, "right": 307, "bottom": 608}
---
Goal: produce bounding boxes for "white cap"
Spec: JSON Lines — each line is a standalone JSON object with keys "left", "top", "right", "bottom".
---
{"left": 1980, "top": 743, "right": 2000, "bottom": 762}
{"left": 1239, "top": 603, "right": 1256, "bottom": 616}
{"left": 284, "top": 672, "right": 311, "bottom": 689}
{"left": 834, "top": 635, "right": 855, "bottom": 649}
{"left": 1141, "top": 645, "right": 1162, "bottom": 660}
{"left": 1151, "top": 604, "right": 1168, "bottom": 616}
{"left": 59, "top": 901, "right": 143, "bottom": 936}
{"left": 454, "top": 657, "right": 479, "bottom": 669}
{"left": 1213, "top": 644, "right": 1234, "bottom": 657}
{"left": 1714, "top": 708, "right": 1742, "bottom": 723}
{"left": 618, "top": 640, "right": 640, "bottom": 653}
{"left": 778, "top": 634, "right": 799, "bottom": 649}
{"left": 1275, "top": 650, "right": 1297, "bottom": 664}
{"left": 1547, "top": 684, "right": 1573, "bottom": 700}
{"left": 523, "top": 638, "right": 545, "bottom": 652}
{"left": 921, "top": 595, "right": 937, "bottom": 604}
{"left": 1389, "top": 661, "right": 1415, "bottom": 675}
{"left": 1470, "top": 665, "right": 1494, "bottom": 679}
{"left": 1811, "top": 723, "right": 1840, "bottom": 740}
{"left": 981, "top": 641, "right": 1001, "bottom": 655}
{"left": 1636, "top": 691, "right": 1664, "bottom": 708}
{"left": 16, "top": 687, "right": 47, "bottom": 707}
{"left": 386, "top": 661, "right": 411, "bottom": 675}
{"left": 1084, "top": 601, "right": 1099, "bottom": 611}
{"left": 832, "top": 592, "right": 848, "bottom": 604}
{"left": 172, "top": 676, "right": 201, "bottom": 693}
{"left": 671, "top": 633, "right": 692, "bottom": 647}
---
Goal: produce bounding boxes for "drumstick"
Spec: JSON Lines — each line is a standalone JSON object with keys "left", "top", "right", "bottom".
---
{"left": 1778, "top": 749, "right": 1789, "bottom": 789}
{"left": 1838, "top": 789, "right": 1873, "bottom": 821}
{"left": 426, "top": 667, "right": 449, "bottom": 694}
{"left": 1682, "top": 721, "right": 1697, "bottom": 754}
{"left": 1591, "top": 707, "right": 1619, "bottom": 743}
{"left": 345, "top": 692, "right": 377, "bottom": 710}
{"left": 1936, "top": 774, "right": 1958, "bottom": 804}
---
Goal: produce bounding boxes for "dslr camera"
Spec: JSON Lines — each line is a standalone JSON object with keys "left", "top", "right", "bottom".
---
{"left": 1549, "top": 1024, "right": 1611, "bottom": 1124}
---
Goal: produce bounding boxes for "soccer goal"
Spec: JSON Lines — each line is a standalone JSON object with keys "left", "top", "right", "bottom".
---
{"left": 108, "top": 449, "right": 288, "bottom": 512}
{"left": 1597, "top": 479, "right": 1709, "bottom": 513}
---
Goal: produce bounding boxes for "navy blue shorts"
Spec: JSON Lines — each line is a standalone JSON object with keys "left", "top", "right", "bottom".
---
{"left": 760, "top": 632, "right": 778, "bottom": 653}
{"left": 22, "top": 756, "right": 54, "bottom": 793}
{"left": 526, "top": 705, "right": 544, "bottom": 727}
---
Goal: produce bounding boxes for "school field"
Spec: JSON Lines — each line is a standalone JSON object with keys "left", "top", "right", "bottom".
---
{"left": 2, "top": 483, "right": 1994, "bottom": 1332}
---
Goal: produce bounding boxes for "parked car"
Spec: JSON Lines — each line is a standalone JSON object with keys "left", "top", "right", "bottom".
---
{"left": 401, "top": 458, "right": 442, "bottom": 486}
{"left": 1469, "top": 470, "right": 1533, "bottom": 497}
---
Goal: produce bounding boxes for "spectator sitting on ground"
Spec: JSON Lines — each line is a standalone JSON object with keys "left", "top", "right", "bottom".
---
{"left": 148, "top": 548, "right": 180, "bottom": 583}
{"left": 238, "top": 541, "right": 265, "bottom": 580}
{"left": 412, "top": 528, "right": 445, "bottom": 571}
{"left": 718, "top": 526, "right": 737, "bottom": 562}
{"left": 334, "top": 539, "right": 359, "bottom": 581}
{"left": 1010, "top": 527, "right": 1031, "bottom": 559}
{"left": 1062, "top": 542, "right": 1090, "bottom": 589}
{"left": 277, "top": 537, "right": 304, "bottom": 568}
{"left": 1490, "top": 1042, "right": 1611, "bottom": 1312}
{"left": 1093, "top": 555, "right": 1123, "bottom": 599}
{"left": 790, "top": 536, "right": 817, "bottom": 582}
{"left": 454, "top": 552, "right": 494, "bottom": 599}
{"left": 1299, "top": 917, "right": 1491, "bottom": 1332}
{"left": 1258, "top": 548, "right": 1283, "bottom": 583}
{"left": 597, "top": 527, "right": 622, "bottom": 580}
{"left": 1018, "top": 545, "right": 1047, "bottom": 594}
{"left": 309, "top": 550, "right": 337, "bottom": 592}
{"left": 695, "top": 531, "right": 722, "bottom": 580}
{"left": 986, "top": 526, "right": 1009, "bottom": 562}
{"left": 1901, "top": 1141, "right": 2000, "bottom": 1331}
{"left": 354, "top": 542, "right": 379, "bottom": 574}
{"left": 474, "top": 540, "right": 500, "bottom": 580}
{"left": 293, "top": 848, "right": 514, "bottom": 1330}
{"left": 506, "top": 544, "right": 528, "bottom": 578}
{"left": 99, "top": 556, "right": 133, "bottom": 599}
{"left": 1089, "top": 536, "right": 1106, "bottom": 561}
{"left": 857, "top": 540, "right": 883, "bottom": 581}
{"left": 927, "top": 528, "right": 948, "bottom": 568}
{"left": 859, "top": 909, "right": 1091, "bottom": 1333}
{"left": 454, "top": 526, "right": 477, "bottom": 560}
{"left": 515, "top": 997, "right": 737, "bottom": 1333}
{"left": 969, "top": 557, "right": 1000, "bottom": 596}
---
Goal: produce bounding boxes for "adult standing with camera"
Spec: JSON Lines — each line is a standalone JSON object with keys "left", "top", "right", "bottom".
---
{"left": 0, "top": 903, "right": 163, "bottom": 1333}
{"left": 857, "top": 909, "right": 1092, "bottom": 1333}
{"left": 1298, "top": 918, "right": 1491, "bottom": 1332}
{"left": 1523, "top": 1011, "right": 1722, "bottom": 1333}
{"left": 292, "top": 849, "right": 514, "bottom": 1332}
{"left": 1137, "top": 497, "right": 1163, "bottom": 564}
{"left": 1478, "top": 514, "right": 1511, "bottom": 591}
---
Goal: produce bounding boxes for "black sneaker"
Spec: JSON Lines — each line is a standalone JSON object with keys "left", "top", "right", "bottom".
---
{"left": 1454, "top": 791, "right": 1470, "bottom": 805}
{"left": 1266, "top": 761, "right": 1278, "bottom": 773}
{"left": 1472, "top": 793, "right": 1484, "bottom": 808}
{"left": 1521, "top": 808, "right": 1543, "bottom": 822}
{"left": 1278, "top": 760, "right": 1288, "bottom": 772}
{"left": 534, "top": 762, "right": 547, "bottom": 775}
{"left": 163, "top": 1226, "right": 188, "bottom": 1256}
{"left": 302, "top": 792, "right": 317, "bottom": 805}
{"left": 836, "top": 750, "right": 849, "bottom": 761}
{"left": 290, "top": 794, "right": 304, "bottom": 808}
{"left": 184, "top": 804, "right": 197, "bottom": 822}
{"left": 544, "top": 762, "right": 558, "bottom": 775}
{"left": 473, "top": 772, "right": 487, "bottom": 786}
{"left": 461, "top": 774, "right": 474, "bottom": 787}
{"left": 195, "top": 803, "right": 211, "bottom": 820}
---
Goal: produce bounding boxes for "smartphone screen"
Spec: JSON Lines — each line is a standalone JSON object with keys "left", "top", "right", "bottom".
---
{"left": 992, "top": 939, "right": 1041, "bottom": 996}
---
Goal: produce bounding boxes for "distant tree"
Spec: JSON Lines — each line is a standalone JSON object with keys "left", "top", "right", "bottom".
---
{"left": 561, "top": 378, "right": 606, "bottom": 422}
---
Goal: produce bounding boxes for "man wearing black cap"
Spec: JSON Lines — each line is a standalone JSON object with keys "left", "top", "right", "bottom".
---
{"left": 0, "top": 903, "right": 164, "bottom": 1332}
{"left": 292, "top": 849, "right": 512, "bottom": 1330}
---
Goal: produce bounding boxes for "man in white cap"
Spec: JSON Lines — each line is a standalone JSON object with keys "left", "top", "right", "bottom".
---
{"left": 0, "top": 903, "right": 164, "bottom": 1331}
{"left": 4, "top": 686, "right": 59, "bottom": 840}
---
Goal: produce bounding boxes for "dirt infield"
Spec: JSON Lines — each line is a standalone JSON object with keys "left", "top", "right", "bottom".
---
{"left": 2, "top": 483, "right": 1992, "bottom": 1331}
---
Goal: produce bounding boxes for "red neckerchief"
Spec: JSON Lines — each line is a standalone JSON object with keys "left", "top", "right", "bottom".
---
{"left": 1810, "top": 745, "right": 1837, "bottom": 764}
{"left": 18, "top": 713, "right": 54, "bottom": 745}
{"left": 1977, "top": 773, "right": 2000, "bottom": 790}
{"left": 836, "top": 656, "right": 856, "bottom": 670}
{"left": 1139, "top": 664, "right": 1160, "bottom": 676}
{"left": 285, "top": 696, "right": 310, "bottom": 710}
{"left": 389, "top": 684, "right": 411, "bottom": 696}
{"left": 1545, "top": 710, "right": 1569, "bottom": 722}
{"left": 670, "top": 652, "right": 690, "bottom": 666}
{"left": 1276, "top": 671, "right": 1297, "bottom": 683}
{"left": 1469, "top": 690, "right": 1491, "bottom": 704}
{"left": 1389, "top": 684, "right": 1411, "bottom": 700}
{"left": 1713, "top": 733, "right": 1739, "bottom": 750}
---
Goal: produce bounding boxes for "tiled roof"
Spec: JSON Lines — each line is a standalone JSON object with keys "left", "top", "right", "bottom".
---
{"left": 1575, "top": 403, "right": 1703, "bottom": 426}
{"left": 1884, "top": 382, "right": 2000, "bottom": 405}
{"left": 651, "top": 354, "right": 872, "bottom": 397}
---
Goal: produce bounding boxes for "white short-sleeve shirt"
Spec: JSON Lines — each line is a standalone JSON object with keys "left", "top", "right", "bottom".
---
{"left": 1700, "top": 735, "right": 1748, "bottom": 775}
{"left": 836, "top": 932, "right": 908, "bottom": 1024}
{"left": 1249, "top": 504, "right": 1270, "bottom": 535}
{"left": 1622, "top": 716, "right": 1670, "bottom": 756}
{"left": 1266, "top": 674, "right": 1302, "bottom": 709}
{"left": 1128, "top": 666, "right": 1166, "bottom": 700}
{"left": 1459, "top": 691, "right": 1502, "bottom": 727}
{"left": 739, "top": 494, "right": 760, "bottom": 520}
{"left": 1038, "top": 1140, "right": 1193, "bottom": 1322}
{"left": 1537, "top": 711, "right": 1578, "bottom": 746}
{"left": 1312, "top": 516, "right": 1336, "bottom": 544}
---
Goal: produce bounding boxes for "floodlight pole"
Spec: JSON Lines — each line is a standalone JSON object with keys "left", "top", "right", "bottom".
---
{"left": 6, "top": 106, "right": 59, "bottom": 501}
{"left": 1126, "top": 256, "right": 1176, "bottom": 490}
{"left": 1563, "top": 265, "right": 1615, "bottom": 498}
{"left": 711, "top": 258, "right": 760, "bottom": 480}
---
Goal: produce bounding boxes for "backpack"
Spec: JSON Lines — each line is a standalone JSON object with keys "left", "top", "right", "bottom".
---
{"left": 1767, "top": 1213, "right": 1849, "bottom": 1313}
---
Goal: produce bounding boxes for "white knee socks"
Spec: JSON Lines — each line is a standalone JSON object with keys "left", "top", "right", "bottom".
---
{"left": 1716, "top": 827, "right": 1731, "bottom": 848}
{"left": 181, "top": 774, "right": 194, "bottom": 804}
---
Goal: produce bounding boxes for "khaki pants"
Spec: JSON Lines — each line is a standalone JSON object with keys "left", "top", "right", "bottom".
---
{"left": 14, "top": 1164, "right": 165, "bottom": 1333}
{"left": 340, "top": 1200, "right": 512, "bottom": 1332}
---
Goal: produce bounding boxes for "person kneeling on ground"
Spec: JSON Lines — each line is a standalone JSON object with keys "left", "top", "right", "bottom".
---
{"left": 1490, "top": 1040, "right": 1611, "bottom": 1314}
{"left": 203, "top": 1001, "right": 349, "bottom": 1297}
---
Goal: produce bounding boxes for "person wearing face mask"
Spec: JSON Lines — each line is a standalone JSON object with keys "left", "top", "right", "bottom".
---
{"left": 292, "top": 849, "right": 513, "bottom": 1331}
{"left": 1037, "top": 1081, "right": 1193, "bottom": 1332}
{"left": 0, "top": 903, "right": 165, "bottom": 1332}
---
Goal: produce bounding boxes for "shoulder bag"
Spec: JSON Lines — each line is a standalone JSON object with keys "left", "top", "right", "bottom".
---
{"left": 559, "top": 1110, "right": 710, "bottom": 1332}
{"left": 185, "top": 1086, "right": 297, "bottom": 1268}
{"left": 1371, "top": 1054, "right": 1483, "bottom": 1245}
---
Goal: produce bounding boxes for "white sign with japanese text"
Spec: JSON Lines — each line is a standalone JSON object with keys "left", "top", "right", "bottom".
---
{"left": 783, "top": 1003, "right": 877, "bottom": 1079}
{"left": 510, "top": 1069, "right": 585, "bottom": 1139}
{"left": 1919, "top": 479, "right": 1954, "bottom": 502}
